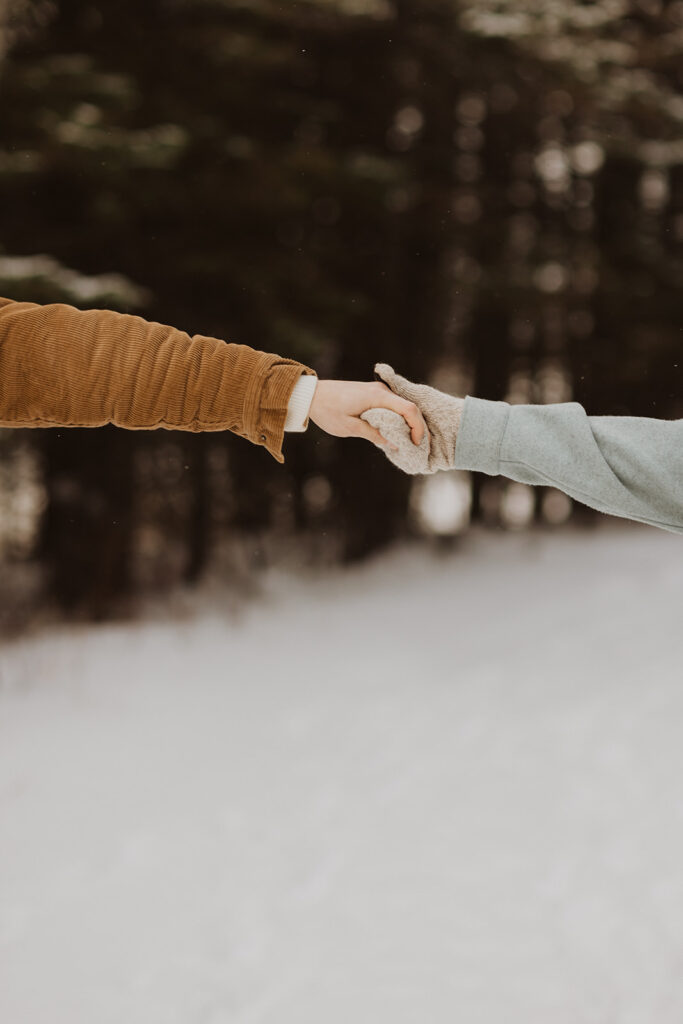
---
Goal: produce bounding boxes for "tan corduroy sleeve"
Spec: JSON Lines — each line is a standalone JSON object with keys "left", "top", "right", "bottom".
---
{"left": 0, "top": 296, "right": 316, "bottom": 463}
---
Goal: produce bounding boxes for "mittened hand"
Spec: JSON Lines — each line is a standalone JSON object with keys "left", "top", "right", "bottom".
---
{"left": 361, "top": 406, "right": 431, "bottom": 474}
{"left": 360, "top": 363, "right": 465, "bottom": 475}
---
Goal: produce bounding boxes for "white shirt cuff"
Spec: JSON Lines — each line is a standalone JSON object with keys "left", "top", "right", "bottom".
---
{"left": 284, "top": 373, "right": 318, "bottom": 432}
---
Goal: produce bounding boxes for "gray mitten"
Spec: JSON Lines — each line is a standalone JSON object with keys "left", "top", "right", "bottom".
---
{"left": 360, "top": 363, "right": 465, "bottom": 475}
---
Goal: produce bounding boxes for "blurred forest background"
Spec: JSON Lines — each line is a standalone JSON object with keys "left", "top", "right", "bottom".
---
{"left": 0, "top": 0, "right": 681, "bottom": 631}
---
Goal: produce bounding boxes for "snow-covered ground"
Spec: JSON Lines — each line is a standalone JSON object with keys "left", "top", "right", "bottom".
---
{"left": 2, "top": 524, "right": 683, "bottom": 1024}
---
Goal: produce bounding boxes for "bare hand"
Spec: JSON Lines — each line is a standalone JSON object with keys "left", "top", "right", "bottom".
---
{"left": 308, "top": 379, "right": 429, "bottom": 449}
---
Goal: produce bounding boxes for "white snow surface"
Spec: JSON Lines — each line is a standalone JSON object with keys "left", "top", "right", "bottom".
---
{"left": 2, "top": 525, "right": 683, "bottom": 1024}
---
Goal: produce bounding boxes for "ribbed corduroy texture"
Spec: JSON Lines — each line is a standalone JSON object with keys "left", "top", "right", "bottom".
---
{"left": 0, "top": 297, "right": 315, "bottom": 462}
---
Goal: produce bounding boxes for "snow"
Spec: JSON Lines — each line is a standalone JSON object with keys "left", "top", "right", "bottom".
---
{"left": 2, "top": 524, "right": 683, "bottom": 1023}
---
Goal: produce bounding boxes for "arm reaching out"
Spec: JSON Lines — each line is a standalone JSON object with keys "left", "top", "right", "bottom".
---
{"left": 362, "top": 362, "right": 683, "bottom": 535}
{"left": 0, "top": 295, "right": 314, "bottom": 462}
{"left": 0, "top": 296, "right": 428, "bottom": 461}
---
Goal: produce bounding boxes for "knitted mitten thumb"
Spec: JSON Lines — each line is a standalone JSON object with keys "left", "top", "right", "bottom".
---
{"left": 360, "top": 363, "right": 465, "bottom": 475}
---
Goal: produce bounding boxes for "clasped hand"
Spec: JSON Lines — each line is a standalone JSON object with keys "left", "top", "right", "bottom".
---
{"left": 309, "top": 364, "right": 463, "bottom": 475}
{"left": 309, "top": 377, "right": 427, "bottom": 450}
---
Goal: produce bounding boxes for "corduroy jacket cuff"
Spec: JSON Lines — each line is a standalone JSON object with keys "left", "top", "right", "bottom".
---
{"left": 243, "top": 356, "right": 317, "bottom": 463}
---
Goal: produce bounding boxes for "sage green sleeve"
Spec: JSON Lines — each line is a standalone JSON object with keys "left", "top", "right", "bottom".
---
{"left": 454, "top": 396, "right": 683, "bottom": 535}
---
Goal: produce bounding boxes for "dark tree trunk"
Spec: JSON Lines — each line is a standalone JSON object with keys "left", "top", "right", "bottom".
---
{"left": 37, "top": 427, "right": 134, "bottom": 618}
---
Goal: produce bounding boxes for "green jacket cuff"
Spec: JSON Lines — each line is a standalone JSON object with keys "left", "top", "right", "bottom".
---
{"left": 453, "top": 396, "right": 511, "bottom": 477}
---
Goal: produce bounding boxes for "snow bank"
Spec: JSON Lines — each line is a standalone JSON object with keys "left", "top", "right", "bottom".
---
{"left": 2, "top": 524, "right": 683, "bottom": 1023}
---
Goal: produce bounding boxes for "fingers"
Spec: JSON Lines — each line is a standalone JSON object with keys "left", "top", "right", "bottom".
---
{"left": 371, "top": 376, "right": 428, "bottom": 446}
{"left": 307, "top": 376, "right": 428, "bottom": 450}
{"left": 352, "top": 417, "right": 398, "bottom": 450}
{"left": 370, "top": 360, "right": 403, "bottom": 391}
{"left": 373, "top": 363, "right": 429, "bottom": 443}
{"left": 374, "top": 388, "right": 427, "bottom": 446}
{"left": 373, "top": 362, "right": 418, "bottom": 402}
